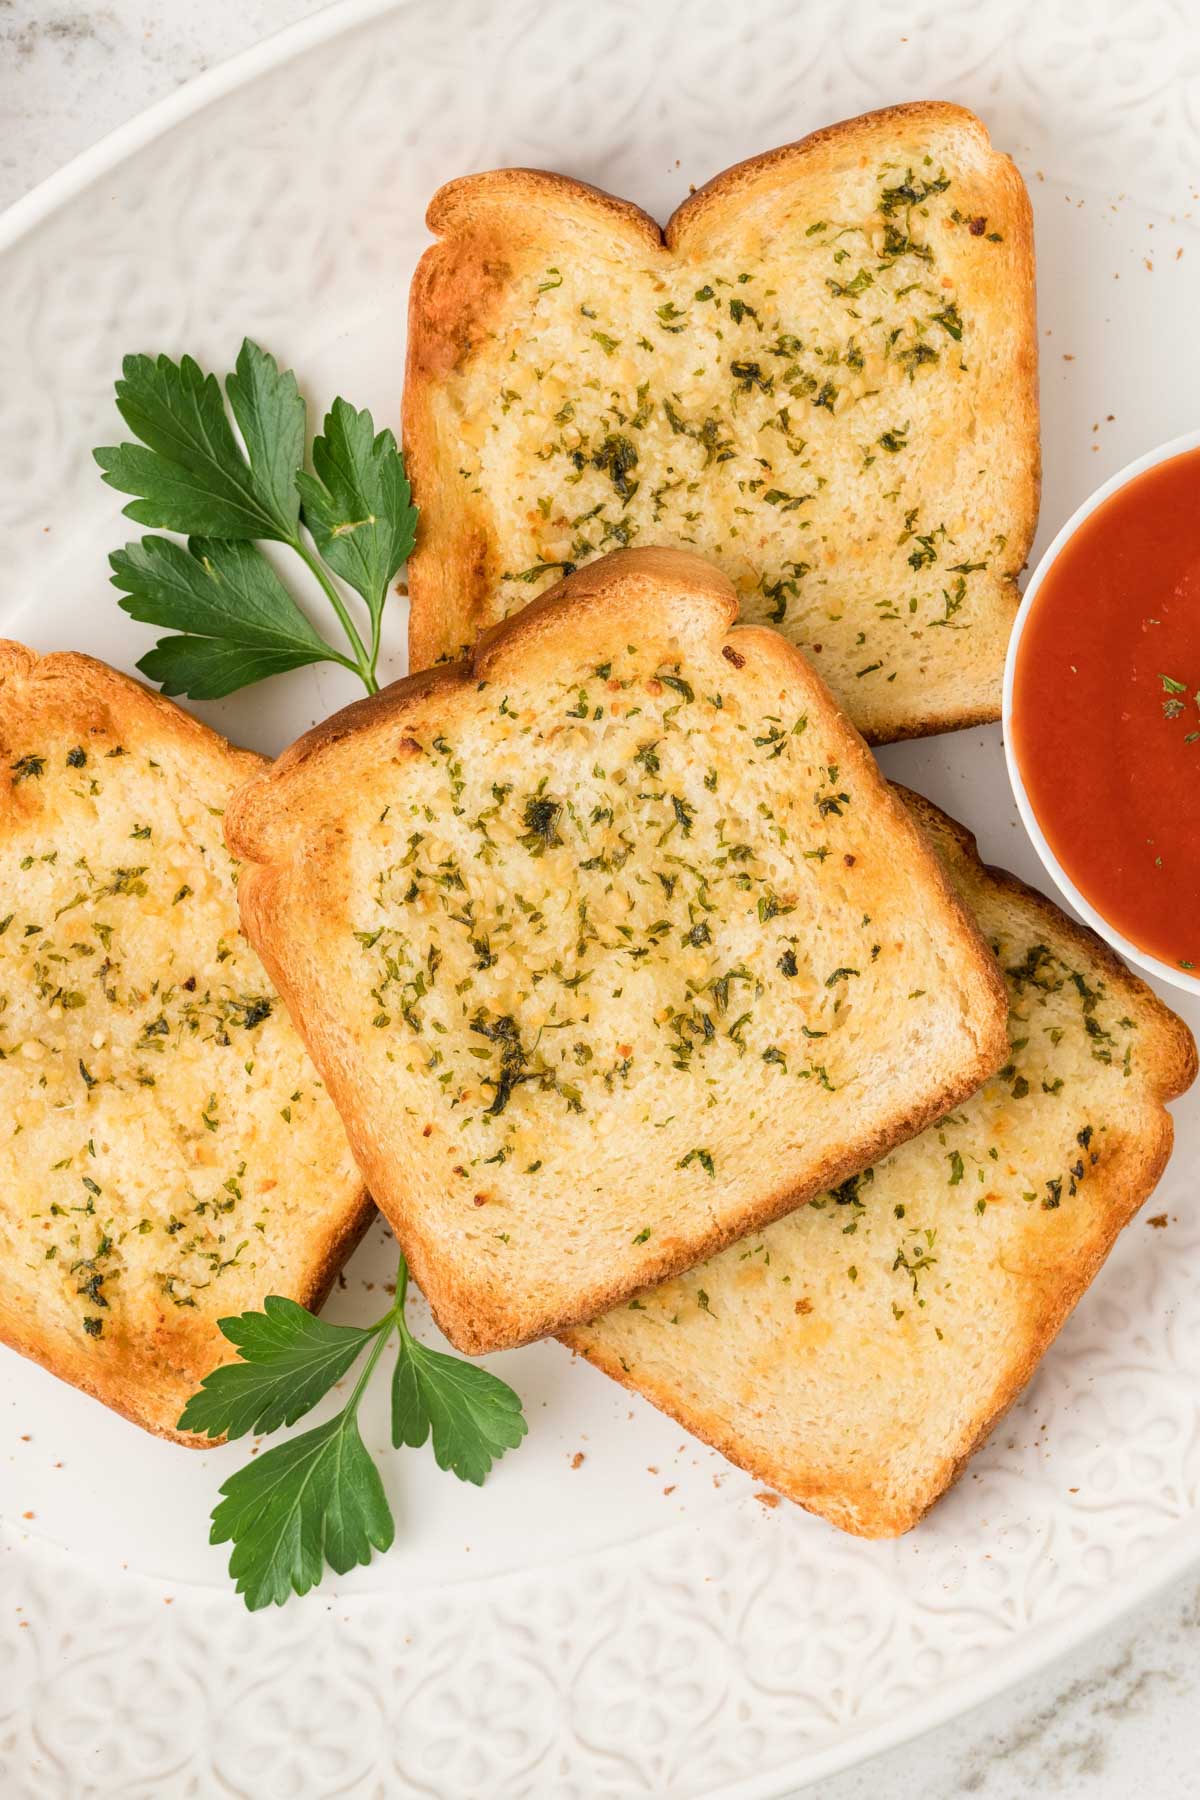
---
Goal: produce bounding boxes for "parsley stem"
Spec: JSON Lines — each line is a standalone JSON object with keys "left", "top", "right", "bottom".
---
{"left": 323, "top": 647, "right": 373, "bottom": 678}
{"left": 293, "top": 539, "right": 378, "bottom": 693}
{"left": 344, "top": 1257, "right": 411, "bottom": 1410}
{"left": 365, "top": 592, "right": 390, "bottom": 690}
{"left": 344, "top": 1307, "right": 396, "bottom": 1415}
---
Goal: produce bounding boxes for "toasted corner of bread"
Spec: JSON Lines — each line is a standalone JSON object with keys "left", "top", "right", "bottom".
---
{"left": 0, "top": 643, "right": 372, "bottom": 1441}
{"left": 225, "top": 548, "right": 1008, "bottom": 1355}
{"left": 563, "top": 785, "right": 1196, "bottom": 1536}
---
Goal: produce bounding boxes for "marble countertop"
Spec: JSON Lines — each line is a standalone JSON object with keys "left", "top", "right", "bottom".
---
{"left": 3, "top": 4, "right": 1199, "bottom": 1796}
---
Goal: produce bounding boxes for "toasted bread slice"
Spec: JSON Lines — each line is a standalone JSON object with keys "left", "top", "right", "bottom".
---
{"left": 404, "top": 100, "right": 1038, "bottom": 744}
{"left": 0, "top": 644, "right": 371, "bottom": 1442}
{"left": 564, "top": 790, "right": 1197, "bottom": 1536}
{"left": 226, "top": 548, "right": 1007, "bottom": 1354}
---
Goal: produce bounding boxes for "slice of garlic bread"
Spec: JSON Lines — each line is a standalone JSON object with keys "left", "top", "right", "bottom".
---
{"left": 226, "top": 549, "right": 1007, "bottom": 1354}
{"left": 0, "top": 644, "right": 371, "bottom": 1441}
{"left": 564, "top": 790, "right": 1197, "bottom": 1537}
{"left": 405, "top": 100, "right": 1038, "bottom": 744}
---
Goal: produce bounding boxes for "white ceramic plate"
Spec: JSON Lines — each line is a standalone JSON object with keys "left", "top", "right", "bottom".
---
{"left": 2, "top": 3, "right": 1199, "bottom": 1795}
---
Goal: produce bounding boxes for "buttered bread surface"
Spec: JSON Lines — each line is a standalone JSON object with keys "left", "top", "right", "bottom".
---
{"left": 0, "top": 645, "right": 369, "bottom": 1439}
{"left": 405, "top": 102, "right": 1038, "bottom": 743}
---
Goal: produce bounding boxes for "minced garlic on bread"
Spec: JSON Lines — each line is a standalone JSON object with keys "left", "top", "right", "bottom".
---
{"left": 404, "top": 100, "right": 1038, "bottom": 744}
{"left": 564, "top": 790, "right": 1197, "bottom": 1537}
{"left": 0, "top": 644, "right": 371, "bottom": 1441}
{"left": 225, "top": 548, "right": 1008, "bottom": 1355}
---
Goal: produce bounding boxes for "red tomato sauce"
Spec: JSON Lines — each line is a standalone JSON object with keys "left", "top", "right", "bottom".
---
{"left": 1011, "top": 446, "right": 1200, "bottom": 976}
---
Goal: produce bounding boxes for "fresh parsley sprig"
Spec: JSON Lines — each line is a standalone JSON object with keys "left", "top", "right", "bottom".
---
{"left": 94, "top": 340, "right": 417, "bottom": 699}
{"left": 179, "top": 1254, "right": 527, "bottom": 1610}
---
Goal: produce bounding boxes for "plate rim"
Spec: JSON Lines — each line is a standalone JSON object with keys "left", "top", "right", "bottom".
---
{"left": 0, "top": 0, "right": 401, "bottom": 252}
{"left": 726, "top": 1531, "right": 1194, "bottom": 1798}
{"left": 1, "top": 4, "right": 1197, "bottom": 1793}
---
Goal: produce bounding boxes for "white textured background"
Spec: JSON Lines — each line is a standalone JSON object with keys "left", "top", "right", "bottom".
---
{"left": 2, "top": 3, "right": 1199, "bottom": 1796}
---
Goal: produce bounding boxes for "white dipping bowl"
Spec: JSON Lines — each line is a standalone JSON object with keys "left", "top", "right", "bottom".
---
{"left": 1002, "top": 427, "right": 1200, "bottom": 1001}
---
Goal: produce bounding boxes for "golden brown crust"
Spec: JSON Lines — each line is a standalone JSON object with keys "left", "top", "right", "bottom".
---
{"left": 562, "top": 786, "right": 1196, "bottom": 1535}
{"left": 0, "top": 643, "right": 374, "bottom": 1443}
{"left": 0, "top": 641, "right": 264, "bottom": 789}
{"left": 426, "top": 166, "right": 664, "bottom": 251}
{"left": 667, "top": 101, "right": 999, "bottom": 244}
{"left": 229, "top": 548, "right": 1010, "bottom": 1354}
{"left": 403, "top": 101, "right": 1040, "bottom": 741}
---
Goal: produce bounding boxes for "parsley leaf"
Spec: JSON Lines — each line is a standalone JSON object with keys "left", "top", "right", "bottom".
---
{"left": 134, "top": 635, "right": 322, "bottom": 702}
{"left": 211, "top": 1411, "right": 394, "bottom": 1611}
{"left": 392, "top": 1333, "right": 527, "bottom": 1483}
{"left": 177, "top": 1296, "right": 376, "bottom": 1440}
{"left": 225, "top": 339, "right": 307, "bottom": 537}
{"left": 179, "top": 1255, "right": 526, "bottom": 1609}
{"left": 110, "top": 536, "right": 340, "bottom": 698}
{"left": 296, "top": 398, "right": 417, "bottom": 629}
{"left": 95, "top": 341, "right": 418, "bottom": 699}
{"left": 95, "top": 351, "right": 289, "bottom": 540}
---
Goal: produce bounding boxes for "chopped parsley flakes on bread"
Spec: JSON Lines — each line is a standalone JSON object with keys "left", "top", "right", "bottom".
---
{"left": 0, "top": 644, "right": 371, "bottom": 1440}
{"left": 226, "top": 549, "right": 1008, "bottom": 1354}
{"left": 405, "top": 101, "right": 1038, "bottom": 743}
{"left": 565, "top": 790, "right": 1197, "bottom": 1536}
